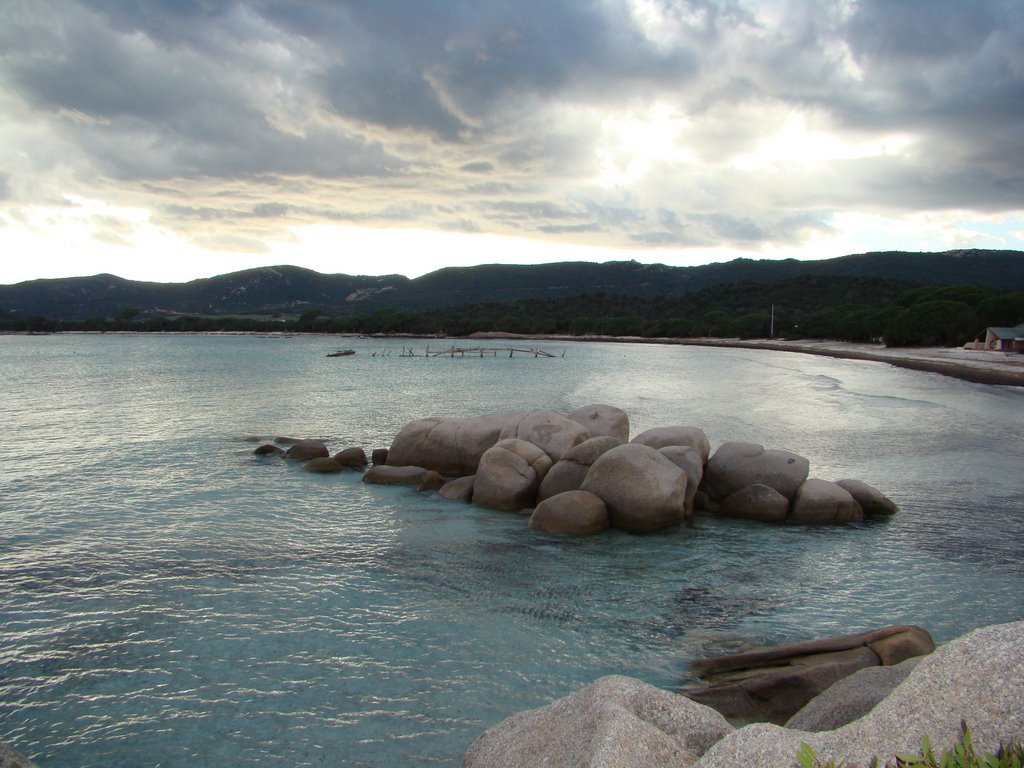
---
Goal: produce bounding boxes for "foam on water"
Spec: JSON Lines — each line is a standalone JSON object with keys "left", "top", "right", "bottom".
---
{"left": 1, "top": 334, "right": 1022, "bottom": 766}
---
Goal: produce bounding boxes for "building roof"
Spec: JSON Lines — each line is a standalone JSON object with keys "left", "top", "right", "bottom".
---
{"left": 987, "top": 323, "right": 1024, "bottom": 339}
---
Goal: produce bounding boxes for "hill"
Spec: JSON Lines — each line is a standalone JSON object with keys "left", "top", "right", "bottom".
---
{"left": 1, "top": 249, "right": 1022, "bottom": 321}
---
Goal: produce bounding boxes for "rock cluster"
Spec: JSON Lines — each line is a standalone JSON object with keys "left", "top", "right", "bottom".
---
{"left": 253, "top": 404, "right": 899, "bottom": 534}
{"left": 683, "top": 625, "right": 935, "bottom": 724}
{"left": 462, "top": 620, "right": 1024, "bottom": 768}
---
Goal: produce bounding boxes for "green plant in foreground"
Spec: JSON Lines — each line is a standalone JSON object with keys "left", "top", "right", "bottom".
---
{"left": 796, "top": 722, "right": 1024, "bottom": 768}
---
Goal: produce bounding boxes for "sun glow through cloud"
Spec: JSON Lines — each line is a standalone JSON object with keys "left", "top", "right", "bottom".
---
{"left": 0, "top": 0, "right": 1021, "bottom": 285}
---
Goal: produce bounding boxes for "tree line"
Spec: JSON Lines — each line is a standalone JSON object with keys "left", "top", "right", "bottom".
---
{"left": 4, "top": 275, "right": 1023, "bottom": 348}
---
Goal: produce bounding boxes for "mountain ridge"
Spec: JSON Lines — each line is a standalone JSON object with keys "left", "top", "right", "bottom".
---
{"left": 2, "top": 249, "right": 1022, "bottom": 321}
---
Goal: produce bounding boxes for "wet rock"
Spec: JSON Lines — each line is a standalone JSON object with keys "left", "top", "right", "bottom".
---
{"left": 718, "top": 483, "right": 790, "bottom": 523}
{"left": 304, "top": 457, "right": 344, "bottom": 473}
{"left": 835, "top": 479, "right": 899, "bottom": 516}
{"left": 417, "top": 470, "right": 446, "bottom": 492}
{"left": 790, "top": 478, "right": 863, "bottom": 524}
{"left": 439, "top": 475, "right": 476, "bottom": 503}
{"left": 371, "top": 447, "right": 389, "bottom": 466}
{"left": 529, "top": 490, "right": 609, "bottom": 535}
{"left": 0, "top": 741, "right": 40, "bottom": 768}
{"left": 362, "top": 465, "right": 431, "bottom": 485}
{"left": 333, "top": 447, "right": 368, "bottom": 468}
{"left": 253, "top": 443, "right": 285, "bottom": 456}
{"left": 284, "top": 439, "right": 330, "bottom": 461}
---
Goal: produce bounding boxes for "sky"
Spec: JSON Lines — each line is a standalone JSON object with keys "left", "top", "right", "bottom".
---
{"left": 1, "top": 0, "right": 1023, "bottom": 286}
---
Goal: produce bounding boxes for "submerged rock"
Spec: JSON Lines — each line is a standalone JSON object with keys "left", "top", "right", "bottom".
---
{"left": 253, "top": 443, "right": 285, "bottom": 456}
{"left": 303, "top": 457, "right": 344, "bottom": 473}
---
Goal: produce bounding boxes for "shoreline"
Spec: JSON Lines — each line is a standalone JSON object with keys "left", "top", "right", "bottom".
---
{"left": 467, "top": 331, "right": 1024, "bottom": 387}
{"left": 8, "top": 329, "right": 1024, "bottom": 387}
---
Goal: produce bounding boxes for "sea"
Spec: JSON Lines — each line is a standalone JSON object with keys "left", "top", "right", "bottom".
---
{"left": 1, "top": 333, "right": 1022, "bottom": 767}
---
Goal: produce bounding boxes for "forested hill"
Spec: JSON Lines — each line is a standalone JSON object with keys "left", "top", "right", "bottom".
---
{"left": 1, "top": 248, "right": 1022, "bottom": 321}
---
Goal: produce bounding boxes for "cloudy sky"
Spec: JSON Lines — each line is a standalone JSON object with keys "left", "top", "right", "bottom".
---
{"left": 1, "top": 0, "right": 1022, "bottom": 285}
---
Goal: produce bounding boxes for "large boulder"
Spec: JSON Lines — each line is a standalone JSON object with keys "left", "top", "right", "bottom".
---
{"left": 529, "top": 491, "right": 609, "bottom": 535}
{"left": 785, "top": 657, "right": 923, "bottom": 732}
{"left": 717, "top": 483, "right": 790, "bottom": 523}
{"left": 685, "top": 625, "right": 934, "bottom": 725}
{"left": 700, "top": 442, "right": 809, "bottom": 503}
{"left": 284, "top": 439, "right": 330, "bottom": 460}
{"left": 537, "top": 436, "right": 622, "bottom": 502}
{"left": 658, "top": 445, "right": 705, "bottom": 516}
{"left": 834, "top": 479, "right": 899, "bottom": 516}
{"left": 473, "top": 439, "right": 553, "bottom": 511}
{"left": 695, "top": 620, "right": 1024, "bottom": 768}
{"left": 632, "top": 426, "right": 711, "bottom": 463}
{"left": 463, "top": 675, "right": 733, "bottom": 768}
{"left": 387, "top": 412, "right": 526, "bottom": 476}
{"left": 790, "top": 478, "right": 864, "bottom": 524}
{"left": 567, "top": 404, "right": 630, "bottom": 441}
{"left": 499, "top": 410, "right": 591, "bottom": 463}
{"left": 581, "top": 443, "right": 688, "bottom": 532}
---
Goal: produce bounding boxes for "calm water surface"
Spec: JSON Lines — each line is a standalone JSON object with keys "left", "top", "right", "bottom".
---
{"left": 1, "top": 334, "right": 1022, "bottom": 767}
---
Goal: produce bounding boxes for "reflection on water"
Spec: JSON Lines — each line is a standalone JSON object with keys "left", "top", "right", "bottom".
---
{"left": 1, "top": 334, "right": 1022, "bottom": 767}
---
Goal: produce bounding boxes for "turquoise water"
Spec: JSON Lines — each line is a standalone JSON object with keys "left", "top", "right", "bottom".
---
{"left": 1, "top": 333, "right": 1022, "bottom": 767}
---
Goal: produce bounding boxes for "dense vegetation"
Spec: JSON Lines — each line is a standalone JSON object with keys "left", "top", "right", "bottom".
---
{"left": 4, "top": 275, "right": 1023, "bottom": 348}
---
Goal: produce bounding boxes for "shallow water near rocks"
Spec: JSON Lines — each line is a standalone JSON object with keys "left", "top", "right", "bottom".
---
{"left": 1, "top": 333, "right": 1022, "bottom": 767}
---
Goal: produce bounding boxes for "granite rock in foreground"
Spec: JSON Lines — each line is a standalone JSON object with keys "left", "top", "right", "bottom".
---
{"left": 695, "top": 620, "right": 1024, "bottom": 768}
{"left": 462, "top": 675, "right": 733, "bottom": 768}
{"left": 464, "top": 620, "right": 1024, "bottom": 768}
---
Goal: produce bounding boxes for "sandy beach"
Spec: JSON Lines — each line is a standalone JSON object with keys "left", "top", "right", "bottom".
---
{"left": 467, "top": 332, "right": 1024, "bottom": 387}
